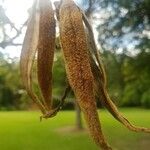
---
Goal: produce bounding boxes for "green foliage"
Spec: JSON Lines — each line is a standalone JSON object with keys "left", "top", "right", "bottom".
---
{"left": 103, "top": 51, "right": 125, "bottom": 104}
{"left": 121, "top": 84, "right": 141, "bottom": 107}
{"left": 53, "top": 51, "right": 66, "bottom": 96}
{"left": 1, "top": 49, "right": 150, "bottom": 109}
{"left": 141, "top": 89, "right": 150, "bottom": 108}
{"left": 100, "top": 50, "right": 150, "bottom": 107}
{"left": 120, "top": 51, "right": 150, "bottom": 107}
{"left": 0, "top": 50, "right": 74, "bottom": 110}
{"left": 0, "top": 52, "right": 31, "bottom": 110}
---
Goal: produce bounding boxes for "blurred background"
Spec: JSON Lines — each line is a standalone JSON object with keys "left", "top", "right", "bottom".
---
{"left": 0, "top": 0, "right": 150, "bottom": 150}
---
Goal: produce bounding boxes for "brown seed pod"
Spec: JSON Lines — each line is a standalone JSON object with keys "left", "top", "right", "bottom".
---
{"left": 59, "top": 0, "right": 111, "bottom": 149}
{"left": 91, "top": 55, "right": 150, "bottom": 133}
{"left": 21, "top": 0, "right": 69, "bottom": 118}
{"left": 41, "top": 83, "right": 71, "bottom": 120}
{"left": 82, "top": 9, "right": 150, "bottom": 133}
{"left": 20, "top": 0, "right": 46, "bottom": 114}
{"left": 81, "top": 11, "right": 107, "bottom": 86}
{"left": 37, "top": 0, "right": 56, "bottom": 111}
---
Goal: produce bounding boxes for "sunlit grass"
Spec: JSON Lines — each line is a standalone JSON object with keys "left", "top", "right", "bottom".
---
{"left": 0, "top": 108, "right": 150, "bottom": 150}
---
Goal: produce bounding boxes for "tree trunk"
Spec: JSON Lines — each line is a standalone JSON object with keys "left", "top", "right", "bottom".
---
{"left": 74, "top": 100, "right": 83, "bottom": 130}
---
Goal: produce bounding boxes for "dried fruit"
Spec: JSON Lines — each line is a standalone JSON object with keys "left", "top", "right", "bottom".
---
{"left": 20, "top": 0, "right": 45, "bottom": 114}
{"left": 37, "top": 0, "right": 56, "bottom": 111}
{"left": 20, "top": 0, "right": 70, "bottom": 118}
{"left": 82, "top": 7, "right": 150, "bottom": 133}
{"left": 59, "top": 0, "right": 111, "bottom": 149}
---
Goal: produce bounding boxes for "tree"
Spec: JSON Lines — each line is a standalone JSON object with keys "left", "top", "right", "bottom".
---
{"left": 0, "top": 0, "right": 150, "bottom": 110}
{"left": 122, "top": 51, "right": 150, "bottom": 107}
{"left": 0, "top": 52, "right": 28, "bottom": 110}
{"left": 0, "top": 5, "right": 25, "bottom": 48}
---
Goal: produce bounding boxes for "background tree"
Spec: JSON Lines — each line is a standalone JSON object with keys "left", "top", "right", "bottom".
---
{"left": 0, "top": 0, "right": 150, "bottom": 110}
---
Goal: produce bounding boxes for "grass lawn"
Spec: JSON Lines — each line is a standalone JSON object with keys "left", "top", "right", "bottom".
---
{"left": 0, "top": 108, "right": 150, "bottom": 150}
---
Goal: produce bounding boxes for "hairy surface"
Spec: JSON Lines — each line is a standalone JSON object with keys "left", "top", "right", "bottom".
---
{"left": 37, "top": 0, "right": 56, "bottom": 111}
{"left": 83, "top": 10, "right": 150, "bottom": 133}
{"left": 59, "top": 0, "right": 111, "bottom": 149}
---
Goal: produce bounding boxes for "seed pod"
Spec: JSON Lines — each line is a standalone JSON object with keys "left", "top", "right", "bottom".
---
{"left": 81, "top": 11, "right": 107, "bottom": 86}
{"left": 41, "top": 83, "right": 71, "bottom": 120}
{"left": 91, "top": 55, "right": 150, "bottom": 133}
{"left": 82, "top": 10, "right": 150, "bottom": 133}
{"left": 59, "top": 0, "right": 111, "bottom": 149}
{"left": 20, "top": 0, "right": 45, "bottom": 114}
{"left": 20, "top": 0, "right": 71, "bottom": 118}
{"left": 37, "top": 0, "right": 56, "bottom": 110}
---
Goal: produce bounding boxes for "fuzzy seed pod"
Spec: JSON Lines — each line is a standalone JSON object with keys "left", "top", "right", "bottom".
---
{"left": 37, "top": 0, "right": 56, "bottom": 111}
{"left": 59, "top": 0, "right": 111, "bottom": 149}
{"left": 20, "top": 0, "right": 46, "bottom": 114}
{"left": 81, "top": 11, "right": 107, "bottom": 86}
{"left": 83, "top": 10, "right": 150, "bottom": 133}
{"left": 91, "top": 57, "right": 150, "bottom": 133}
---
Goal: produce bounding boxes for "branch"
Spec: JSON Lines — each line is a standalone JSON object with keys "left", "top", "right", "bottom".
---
{"left": 0, "top": 21, "right": 27, "bottom": 48}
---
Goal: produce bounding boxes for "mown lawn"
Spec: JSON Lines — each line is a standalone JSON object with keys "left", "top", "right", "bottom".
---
{"left": 0, "top": 108, "right": 150, "bottom": 150}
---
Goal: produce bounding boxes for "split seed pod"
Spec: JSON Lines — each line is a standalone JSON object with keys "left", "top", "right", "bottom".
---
{"left": 20, "top": 0, "right": 70, "bottom": 119}
{"left": 82, "top": 10, "right": 150, "bottom": 133}
{"left": 37, "top": 0, "right": 56, "bottom": 111}
{"left": 20, "top": 0, "right": 45, "bottom": 114}
{"left": 59, "top": 0, "right": 111, "bottom": 149}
